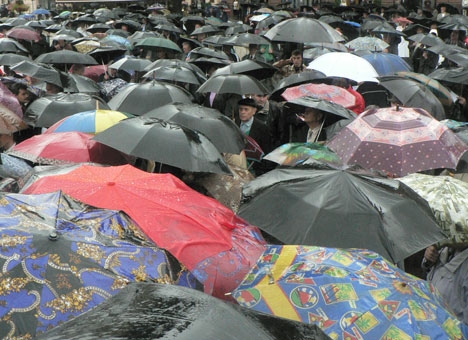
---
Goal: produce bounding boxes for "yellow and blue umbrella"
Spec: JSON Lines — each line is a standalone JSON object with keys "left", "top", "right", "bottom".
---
{"left": 233, "top": 245, "right": 468, "bottom": 340}
{"left": 45, "top": 109, "right": 134, "bottom": 135}
{"left": 0, "top": 191, "right": 198, "bottom": 339}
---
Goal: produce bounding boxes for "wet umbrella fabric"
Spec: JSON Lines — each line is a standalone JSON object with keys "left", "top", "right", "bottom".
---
{"left": 0, "top": 191, "right": 191, "bottom": 339}
{"left": 38, "top": 283, "right": 330, "bottom": 340}
{"left": 0, "top": 38, "right": 29, "bottom": 54}
{"left": 429, "top": 66, "right": 468, "bottom": 85}
{"left": 35, "top": 50, "right": 98, "bottom": 65}
{"left": 23, "top": 164, "right": 267, "bottom": 299}
{"left": 45, "top": 109, "right": 134, "bottom": 135}
{"left": 93, "top": 117, "right": 231, "bottom": 175}
{"left": 345, "top": 36, "right": 389, "bottom": 52}
{"left": 143, "top": 65, "right": 205, "bottom": 85}
{"left": 264, "top": 17, "right": 345, "bottom": 44}
{"left": 399, "top": 173, "right": 468, "bottom": 247}
{"left": 270, "top": 71, "right": 327, "bottom": 101}
{"left": 10, "top": 60, "right": 62, "bottom": 88}
{"left": 264, "top": 142, "right": 343, "bottom": 167}
{"left": 233, "top": 245, "right": 467, "bottom": 339}
{"left": 65, "top": 73, "right": 100, "bottom": 94}
{"left": 135, "top": 37, "right": 182, "bottom": 53}
{"left": 328, "top": 106, "right": 468, "bottom": 177}
{"left": 238, "top": 167, "right": 446, "bottom": 264}
{"left": 197, "top": 74, "right": 269, "bottom": 95}
{"left": 282, "top": 83, "right": 357, "bottom": 109}
{"left": 24, "top": 93, "right": 110, "bottom": 128}
{"left": 143, "top": 103, "right": 246, "bottom": 154}
{"left": 6, "top": 27, "right": 40, "bottom": 42}
{"left": 212, "top": 59, "right": 278, "bottom": 80}
{"left": 8, "top": 131, "right": 129, "bottom": 166}
{"left": 0, "top": 53, "right": 30, "bottom": 66}
{"left": 108, "top": 81, "right": 192, "bottom": 116}
{"left": 360, "top": 52, "right": 412, "bottom": 76}
{"left": 108, "top": 57, "right": 152, "bottom": 73}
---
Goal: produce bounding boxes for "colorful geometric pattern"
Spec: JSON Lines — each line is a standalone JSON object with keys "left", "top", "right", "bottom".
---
{"left": 233, "top": 245, "right": 468, "bottom": 340}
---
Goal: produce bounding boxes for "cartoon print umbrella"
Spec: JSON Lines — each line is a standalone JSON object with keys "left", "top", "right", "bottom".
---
{"left": 327, "top": 106, "right": 468, "bottom": 177}
{"left": 0, "top": 191, "right": 194, "bottom": 339}
{"left": 264, "top": 142, "right": 343, "bottom": 167}
{"left": 233, "top": 245, "right": 468, "bottom": 340}
{"left": 22, "top": 164, "right": 267, "bottom": 300}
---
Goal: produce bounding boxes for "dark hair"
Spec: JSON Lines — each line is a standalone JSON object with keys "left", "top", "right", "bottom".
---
{"left": 8, "top": 82, "right": 28, "bottom": 95}
{"left": 291, "top": 49, "right": 302, "bottom": 57}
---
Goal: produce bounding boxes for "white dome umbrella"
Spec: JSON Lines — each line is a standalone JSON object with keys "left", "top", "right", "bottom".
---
{"left": 307, "top": 52, "right": 379, "bottom": 83}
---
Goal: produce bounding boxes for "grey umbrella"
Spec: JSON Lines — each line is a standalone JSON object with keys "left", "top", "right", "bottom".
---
{"left": 143, "top": 65, "right": 206, "bottom": 85}
{"left": 197, "top": 74, "right": 269, "bottom": 95}
{"left": 35, "top": 50, "right": 98, "bottom": 66}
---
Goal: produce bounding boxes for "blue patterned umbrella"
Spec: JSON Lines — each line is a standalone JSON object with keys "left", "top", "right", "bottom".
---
{"left": 233, "top": 245, "right": 468, "bottom": 340}
{"left": 0, "top": 191, "right": 198, "bottom": 339}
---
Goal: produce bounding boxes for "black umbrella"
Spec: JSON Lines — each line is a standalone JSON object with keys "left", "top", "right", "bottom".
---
{"left": 155, "top": 23, "right": 184, "bottom": 34}
{"left": 189, "top": 57, "right": 231, "bottom": 73}
{"left": 55, "top": 28, "right": 82, "bottom": 38}
{"left": 37, "top": 283, "right": 330, "bottom": 340}
{"left": 44, "top": 24, "right": 64, "bottom": 33}
{"left": 264, "top": 17, "right": 345, "bottom": 44}
{"left": 189, "top": 46, "right": 230, "bottom": 60}
{"left": 144, "top": 58, "right": 205, "bottom": 78}
{"left": 269, "top": 71, "right": 327, "bottom": 101}
{"left": 143, "top": 102, "right": 246, "bottom": 153}
{"left": 65, "top": 73, "right": 100, "bottom": 94}
{"left": 212, "top": 59, "right": 278, "bottom": 80}
{"left": 128, "top": 31, "right": 160, "bottom": 44}
{"left": 143, "top": 65, "right": 206, "bottom": 85}
{"left": 285, "top": 96, "right": 357, "bottom": 126}
{"left": 429, "top": 66, "right": 468, "bottom": 84}
{"left": 93, "top": 117, "right": 232, "bottom": 175}
{"left": 0, "top": 53, "right": 30, "bottom": 66}
{"left": 73, "top": 14, "right": 97, "bottom": 25}
{"left": 224, "top": 32, "right": 270, "bottom": 47}
{"left": 24, "top": 93, "right": 110, "bottom": 127}
{"left": 197, "top": 74, "right": 269, "bottom": 95}
{"left": 372, "top": 23, "right": 406, "bottom": 37}
{"left": 35, "top": 50, "right": 98, "bottom": 66}
{"left": 86, "top": 23, "right": 112, "bottom": 33}
{"left": 378, "top": 76, "right": 446, "bottom": 120}
{"left": 88, "top": 46, "right": 127, "bottom": 64}
{"left": 191, "top": 25, "right": 220, "bottom": 36}
{"left": 407, "top": 33, "right": 445, "bottom": 46}
{"left": 238, "top": 167, "right": 446, "bottom": 264}
{"left": 108, "top": 81, "right": 193, "bottom": 116}
{"left": 224, "top": 24, "right": 252, "bottom": 36}
{"left": 444, "top": 52, "right": 468, "bottom": 68}
{"left": 106, "top": 28, "right": 131, "bottom": 38}
{"left": 114, "top": 19, "right": 141, "bottom": 33}
{"left": 25, "top": 21, "right": 47, "bottom": 29}
{"left": 202, "top": 34, "right": 230, "bottom": 47}
{"left": 10, "top": 60, "right": 62, "bottom": 87}
{"left": 0, "top": 37, "right": 29, "bottom": 54}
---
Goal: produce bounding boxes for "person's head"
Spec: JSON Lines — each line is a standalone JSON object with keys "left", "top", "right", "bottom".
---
{"left": 46, "top": 82, "right": 63, "bottom": 95}
{"left": 248, "top": 44, "right": 258, "bottom": 54}
{"left": 440, "top": 5, "right": 446, "bottom": 12}
{"left": 121, "top": 24, "right": 128, "bottom": 31}
{"left": 9, "top": 83, "right": 29, "bottom": 104}
{"left": 450, "top": 30, "right": 460, "bottom": 41}
{"left": 301, "top": 107, "right": 324, "bottom": 126}
{"left": 182, "top": 41, "right": 193, "bottom": 54}
{"left": 290, "top": 49, "right": 303, "bottom": 67}
{"left": 0, "top": 133, "right": 15, "bottom": 151}
{"left": 238, "top": 97, "right": 258, "bottom": 122}
{"left": 70, "top": 63, "right": 85, "bottom": 75}
{"left": 253, "top": 93, "right": 269, "bottom": 107}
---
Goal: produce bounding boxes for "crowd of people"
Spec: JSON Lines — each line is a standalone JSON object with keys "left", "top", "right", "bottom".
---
{"left": 1, "top": 0, "right": 468, "bottom": 334}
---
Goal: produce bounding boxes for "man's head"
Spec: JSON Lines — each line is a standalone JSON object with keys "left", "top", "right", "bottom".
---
{"left": 290, "top": 49, "right": 303, "bottom": 68}
{"left": 253, "top": 93, "right": 269, "bottom": 107}
{"left": 248, "top": 44, "right": 259, "bottom": 54}
{"left": 9, "top": 83, "right": 29, "bottom": 104}
{"left": 301, "top": 107, "right": 324, "bottom": 125}
{"left": 182, "top": 41, "right": 193, "bottom": 54}
{"left": 238, "top": 97, "right": 258, "bottom": 122}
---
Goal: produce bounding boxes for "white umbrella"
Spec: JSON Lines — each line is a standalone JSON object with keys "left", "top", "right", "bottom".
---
{"left": 307, "top": 52, "right": 379, "bottom": 83}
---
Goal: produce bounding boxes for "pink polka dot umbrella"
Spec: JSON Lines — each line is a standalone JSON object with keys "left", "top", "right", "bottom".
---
{"left": 327, "top": 106, "right": 468, "bottom": 177}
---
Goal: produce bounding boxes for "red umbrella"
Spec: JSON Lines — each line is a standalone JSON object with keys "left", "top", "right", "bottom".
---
{"left": 8, "top": 131, "right": 129, "bottom": 166}
{"left": 327, "top": 106, "right": 468, "bottom": 177}
{"left": 282, "top": 83, "right": 357, "bottom": 109}
{"left": 84, "top": 65, "right": 107, "bottom": 82}
{"left": 22, "top": 164, "right": 266, "bottom": 300}
{"left": 6, "top": 27, "right": 41, "bottom": 42}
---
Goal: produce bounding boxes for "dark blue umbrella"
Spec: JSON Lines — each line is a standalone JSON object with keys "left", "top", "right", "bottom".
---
{"left": 0, "top": 191, "right": 199, "bottom": 339}
{"left": 360, "top": 52, "right": 412, "bottom": 76}
{"left": 32, "top": 8, "right": 50, "bottom": 15}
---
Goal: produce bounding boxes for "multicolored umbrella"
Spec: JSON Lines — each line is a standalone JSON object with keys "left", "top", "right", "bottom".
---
{"left": 264, "top": 142, "right": 342, "bottom": 167}
{"left": 345, "top": 36, "right": 389, "bottom": 52}
{"left": 233, "top": 245, "right": 468, "bottom": 339}
{"left": 45, "top": 109, "right": 134, "bottom": 135}
{"left": 327, "top": 106, "right": 468, "bottom": 177}
{"left": 0, "top": 191, "right": 196, "bottom": 339}
{"left": 8, "top": 131, "right": 129, "bottom": 166}
{"left": 282, "top": 83, "right": 357, "bottom": 109}
{"left": 399, "top": 173, "right": 468, "bottom": 247}
{"left": 22, "top": 164, "right": 267, "bottom": 300}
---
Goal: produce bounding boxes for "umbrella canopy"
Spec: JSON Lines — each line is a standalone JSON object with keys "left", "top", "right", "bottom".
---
{"left": 270, "top": 71, "right": 327, "bottom": 101}
{"left": 45, "top": 109, "right": 134, "bottom": 135}
{"left": 197, "top": 74, "right": 269, "bottom": 95}
{"left": 66, "top": 73, "right": 100, "bottom": 94}
{"left": 407, "top": 33, "right": 445, "bottom": 47}
{"left": 224, "top": 32, "right": 270, "bottom": 47}
{"left": 233, "top": 245, "right": 467, "bottom": 339}
{"left": 212, "top": 59, "right": 278, "bottom": 80}
{"left": 24, "top": 93, "right": 110, "bottom": 128}
{"left": 327, "top": 106, "right": 468, "bottom": 177}
{"left": 6, "top": 27, "right": 41, "bottom": 42}
{"left": 0, "top": 37, "right": 29, "bottom": 54}
{"left": 264, "top": 17, "right": 345, "bottom": 44}
{"left": 360, "top": 52, "right": 412, "bottom": 76}
{"left": 23, "top": 164, "right": 267, "bottom": 299}
{"left": 8, "top": 131, "right": 129, "bottom": 166}
{"left": 0, "top": 81, "right": 24, "bottom": 119}
{"left": 396, "top": 71, "right": 454, "bottom": 108}
{"left": 92, "top": 117, "right": 231, "bottom": 174}
{"left": 282, "top": 83, "right": 357, "bottom": 109}
{"left": 345, "top": 36, "right": 389, "bottom": 52}
{"left": 143, "top": 65, "right": 206, "bottom": 85}
{"left": 399, "top": 173, "right": 468, "bottom": 247}
{"left": 108, "top": 81, "right": 193, "bottom": 116}
{"left": 238, "top": 167, "right": 447, "bottom": 264}
{"left": 143, "top": 102, "right": 246, "bottom": 154}
{"left": 10, "top": 60, "right": 62, "bottom": 87}
{"left": 264, "top": 142, "right": 343, "bottom": 167}
{"left": 35, "top": 50, "right": 98, "bottom": 66}
{"left": 308, "top": 52, "right": 379, "bottom": 83}
{"left": 0, "top": 53, "right": 30, "bottom": 66}
{"left": 189, "top": 46, "right": 230, "bottom": 60}
{"left": 135, "top": 37, "right": 182, "bottom": 53}
{"left": 109, "top": 57, "right": 152, "bottom": 73}
{"left": 429, "top": 66, "right": 468, "bottom": 85}
{"left": 378, "top": 76, "right": 446, "bottom": 120}
{"left": 38, "top": 283, "right": 330, "bottom": 340}
{"left": 0, "top": 191, "right": 191, "bottom": 339}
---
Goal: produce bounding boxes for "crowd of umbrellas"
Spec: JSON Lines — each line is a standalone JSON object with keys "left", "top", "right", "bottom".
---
{"left": 1, "top": 2, "right": 468, "bottom": 339}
